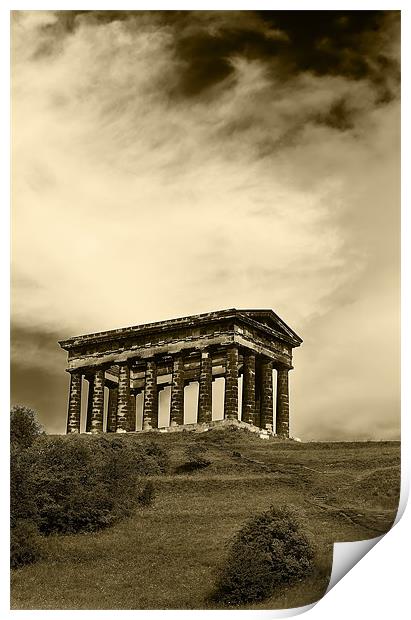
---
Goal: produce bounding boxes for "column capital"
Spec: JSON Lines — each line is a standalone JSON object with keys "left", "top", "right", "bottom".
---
{"left": 275, "top": 363, "right": 293, "bottom": 371}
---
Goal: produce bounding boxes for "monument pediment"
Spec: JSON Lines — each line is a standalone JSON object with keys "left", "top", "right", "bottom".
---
{"left": 238, "top": 309, "right": 302, "bottom": 346}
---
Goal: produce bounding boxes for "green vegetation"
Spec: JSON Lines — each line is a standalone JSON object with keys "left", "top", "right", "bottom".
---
{"left": 211, "top": 505, "right": 314, "bottom": 605}
{"left": 10, "top": 420, "right": 400, "bottom": 610}
{"left": 10, "top": 407, "right": 168, "bottom": 568}
{"left": 176, "top": 442, "right": 212, "bottom": 473}
{"left": 10, "top": 405, "right": 44, "bottom": 449}
{"left": 10, "top": 519, "right": 44, "bottom": 570}
{"left": 138, "top": 481, "right": 156, "bottom": 507}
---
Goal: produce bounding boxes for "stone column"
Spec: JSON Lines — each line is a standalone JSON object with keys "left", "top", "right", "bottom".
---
{"left": 85, "top": 374, "right": 94, "bottom": 432}
{"left": 116, "top": 363, "right": 130, "bottom": 433}
{"left": 106, "top": 386, "right": 118, "bottom": 433}
{"left": 276, "top": 367, "right": 290, "bottom": 437}
{"left": 66, "top": 371, "right": 82, "bottom": 433}
{"left": 224, "top": 345, "right": 239, "bottom": 420}
{"left": 241, "top": 351, "right": 256, "bottom": 425}
{"left": 90, "top": 368, "right": 105, "bottom": 434}
{"left": 260, "top": 359, "right": 274, "bottom": 432}
{"left": 198, "top": 349, "right": 212, "bottom": 423}
{"left": 128, "top": 393, "right": 136, "bottom": 432}
{"left": 170, "top": 353, "right": 184, "bottom": 426}
{"left": 255, "top": 362, "right": 261, "bottom": 427}
{"left": 143, "top": 359, "right": 158, "bottom": 430}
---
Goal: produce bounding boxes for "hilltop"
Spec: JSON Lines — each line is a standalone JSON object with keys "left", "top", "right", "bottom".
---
{"left": 11, "top": 427, "right": 400, "bottom": 610}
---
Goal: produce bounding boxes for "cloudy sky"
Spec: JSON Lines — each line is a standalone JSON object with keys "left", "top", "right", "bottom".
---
{"left": 11, "top": 10, "right": 400, "bottom": 440}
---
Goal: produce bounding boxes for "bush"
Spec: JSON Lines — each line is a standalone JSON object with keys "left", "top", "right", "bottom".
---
{"left": 212, "top": 505, "right": 314, "bottom": 605}
{"left": 27, "top": 435, "right": 166, "bottom": 535}
{"left": 185, "top": 443, "right": 211, "bottom": 471}
{"left": 10, "top": 405, "right": 43, "bottom": 449}
{"left": 144, "top": 441, "right": 170, "bottom": 474}
{"left": 10, "top": 426, "right": 170, "bottom": 542}
{"left": 176, "top": 443, "right": 212, "bottom": 473}
{"left": 11, "top": 520, "right": 43, "bottom": 569}
{"left": 138, "top": 481, "right": 155, "bottom": 506}
{"left": 10, "top": 446, "right": 38, "bottom": 527}
{"left": 9, "top": 408, "right": 169, "bottom": 568}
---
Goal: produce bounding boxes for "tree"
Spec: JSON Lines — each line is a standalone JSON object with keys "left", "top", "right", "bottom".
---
{"left": 212, "top": 505, "right": 314, "bottom": 605}
{"left": 10, "top": 405, "right": 43, "bottom": 449}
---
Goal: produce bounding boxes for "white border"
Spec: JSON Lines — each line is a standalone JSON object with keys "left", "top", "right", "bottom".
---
{"left": 2, "top": 3, "right": 408, "bottom": 619}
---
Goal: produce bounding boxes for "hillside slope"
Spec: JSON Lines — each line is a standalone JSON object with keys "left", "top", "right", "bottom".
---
{"left": 11, "top": 428, "right": 400, "bottom": 610}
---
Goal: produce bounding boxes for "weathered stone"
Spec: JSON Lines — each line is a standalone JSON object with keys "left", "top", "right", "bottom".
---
{"left": 86, "top": 375, "right": 94, "bottom": 432}
{"left": 116, "top": 363, "right": 130, "bottom": 433}
{"left": 60, "top": 309, "right": 301, "bottom": 374}
{"left": 90, "top": 368, "right": 105, "bottom": 434}
{"left": 170, "top": 354, "right": 184, "bottom": 425}
{"left": 224, "top": 345, "right": 239, "bottom": 420}
{"left": 198, "top": 349, "right": 212, "bottom": 423}
{"left": 254, "top": 362, "right": 262, "bottom": 428}
{"left": 60, "top": 309, "right": 301, "bottom": 435}
{"left": 143, "top": 359, "right": 158, "bottom": 430}
{"left": 241, "top": 351, "right": 255, "bottom": 425}
{"left": 128, "top": 393, "right": 136, "bottom": 432}
{"left": 260, "top": 359, "right": 274, "bottom": 432}
{"left": 106, "top": 386, "right": 118, "bottom": 432}
{"left": 66, "top": 371, "right": 82, "bottom": 433}
{"left": 276, "top": 367, "right": 290, "bottom": 437}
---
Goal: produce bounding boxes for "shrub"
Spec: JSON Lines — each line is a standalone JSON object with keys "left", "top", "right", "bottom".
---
{"left": 11, "top": 520, "right": 43, "bottom": 569}
{"left": 9, "top": 409, "right": 170, "bottom": 568}
{"left": 10, "top": 428, "right": 169, "bottom": 546}
{"left": 144, "top": 441, "right": 170, "bottom": 474}
{"left": 10, "top": 405, "right": 43, "bottom": 449}
{"left": 10, "top": 446, "right": 38, "bottom": 527}
{"left": 138, "top": 481, "right": 155, "bottom": 506}
{"left": 176, "top": 443, "right": 211, "bottom": 473}
{"left": 186, "top": 444, "right": 211, "bottom": 470}
{"left": 27, "top": 435, "right": 166, "bottom": 535}
{"left": 212, "top": 505, "right": 314, "bottom": 605}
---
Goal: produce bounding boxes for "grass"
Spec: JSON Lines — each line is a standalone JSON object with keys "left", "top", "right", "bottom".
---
{"left": 10, "top": 428, "right": 400, "bottom": 610}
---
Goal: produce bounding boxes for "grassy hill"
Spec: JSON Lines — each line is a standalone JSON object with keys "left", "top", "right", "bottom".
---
{"left": 10, "top": 427, "right": 400, "bottom": 610}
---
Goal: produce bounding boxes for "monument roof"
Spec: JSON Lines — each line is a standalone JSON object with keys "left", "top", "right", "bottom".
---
{"left": 59, "top": 308, "right": 302, "bottom": 350}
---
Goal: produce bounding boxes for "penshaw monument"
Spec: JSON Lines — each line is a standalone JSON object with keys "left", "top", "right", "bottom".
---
{"left": 59, "top": 308, "right": 302, "bottom": 437}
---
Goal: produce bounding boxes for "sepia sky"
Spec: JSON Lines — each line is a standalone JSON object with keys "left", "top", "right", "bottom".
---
{"left": 11, "top": 10, "right": 400, "bottom": 440}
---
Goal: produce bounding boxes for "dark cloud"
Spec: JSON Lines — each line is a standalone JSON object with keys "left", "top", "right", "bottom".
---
{"left": 26, "top": 10, "right": 399, "bottom": 107}
{"left": 258, "top": 11, "right": 397, "bottom": 78}
{"left": 11, "top": 325, "right": 69, "bottom": 433}
{"left": 313, "top": 97, "right": 356, "bottom": 131}
{"left": 11, "top": 363, "right": 68, "bottom": 433}
{"left": 171, "top": 24, "right": 288, "bottom": 97}
{"left": 11, "top": 324, "right": 70, "bottom": 358}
